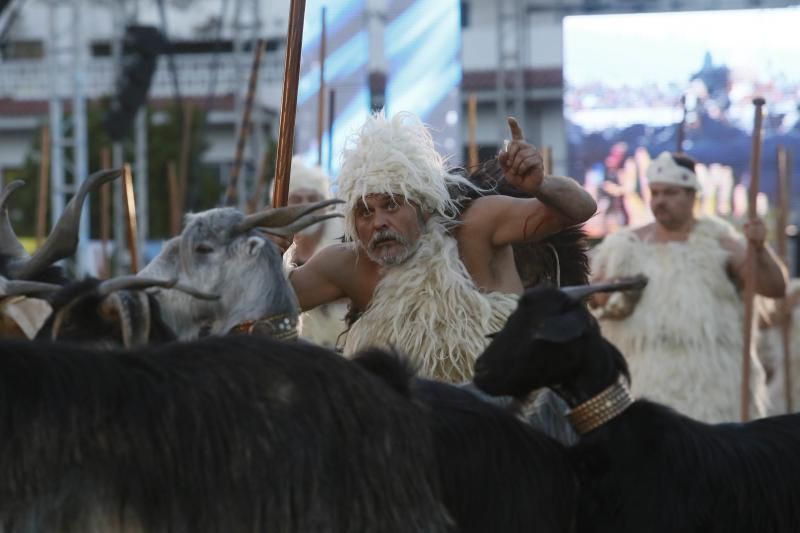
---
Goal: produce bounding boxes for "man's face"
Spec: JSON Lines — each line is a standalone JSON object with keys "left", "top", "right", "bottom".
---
{"left": 288, "top": 187, "right": 326, "bottom": 237}
{"left": 649, "top": 183, "right": 695, "bottom": 229}
{"left": 354, "top": 194, "right": 426, "bottom": 267}
{"left": 288, "top": 187, "right": 324, "bottom": 206}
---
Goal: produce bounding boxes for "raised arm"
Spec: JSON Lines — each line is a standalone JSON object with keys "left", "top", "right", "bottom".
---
{"left": 484, "top": 117, "right": 596, "bottom": 246}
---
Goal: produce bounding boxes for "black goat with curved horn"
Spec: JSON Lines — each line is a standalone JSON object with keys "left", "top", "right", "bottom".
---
{"left": 2, "top": 168, "right": 122, "bottom": 281}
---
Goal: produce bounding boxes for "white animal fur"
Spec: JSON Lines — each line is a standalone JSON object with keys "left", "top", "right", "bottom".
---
{"left": 343, "top": 218, "right": 518, "bottom": 383}
{"left": 591, "top": 216, "right": 768, "bottom": 422}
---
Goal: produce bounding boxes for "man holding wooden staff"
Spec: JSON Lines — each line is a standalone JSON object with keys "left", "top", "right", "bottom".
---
{"left": 589, "top": 150, "right": 787, "bottom": 423}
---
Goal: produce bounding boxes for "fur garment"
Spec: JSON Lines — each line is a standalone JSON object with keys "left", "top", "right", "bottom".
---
{"left": 343, "top": 218, "right": 518, "bottom": 383}
{"left": 757, "top": 279, "right": 800, "bottom": 415}
{"left": 591, "top": 216, "right": 768, "bottom": 422}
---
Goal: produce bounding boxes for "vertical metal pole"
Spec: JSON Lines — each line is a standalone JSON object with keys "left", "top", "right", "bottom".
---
{"left": 47, "top": 1, "right": 65, "bottom": 232}
{"left": 72, "top": 0, "right": 90, "bottom": 275}
{"left": 134, "top": 107, "right": 148, "bottom": 264}
{"left": 317, "top": 6, "right": 327, "bottom": 166}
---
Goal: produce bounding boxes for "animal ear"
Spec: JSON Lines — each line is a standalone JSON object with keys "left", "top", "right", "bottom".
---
{"left": 246, "top": 236, "right": 266, "bottom": 256}
{"left": 532, "top": 308, "right": 593, "bottom": 343}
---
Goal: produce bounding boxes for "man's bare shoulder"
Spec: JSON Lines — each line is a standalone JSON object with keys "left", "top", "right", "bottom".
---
{"left": 309, "top": 241, "right": 358, "bottom": 272}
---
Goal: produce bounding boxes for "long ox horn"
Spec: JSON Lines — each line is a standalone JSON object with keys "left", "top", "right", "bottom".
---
{"left": 8, "top": 168, "right": 123, "bottom": 280}
{"left": 97, "top": 276, "right": 220, "bottom": 300}
{"left": 0, "top": 279, "right": 62, "bottom": 298}
{"left": 234, "top": 198, "right": 344, "bottom": 236}
{"left": 0, "top": 180, "right": 29, "bottom": 259}
{"left": 560, "top": 275, "right": 648, "bottom": 302}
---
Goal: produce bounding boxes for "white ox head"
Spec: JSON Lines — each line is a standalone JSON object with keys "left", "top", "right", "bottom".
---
{"left": 140, "top": 201, "right": 341, "bottom": 340}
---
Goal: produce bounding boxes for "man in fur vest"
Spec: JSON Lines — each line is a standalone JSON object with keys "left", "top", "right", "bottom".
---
{"left": 590, "top": 151, "right": 787, "bottom": 422}
{"left": 282, "top": 157, "right": 348, "bottom": 349}
{"left": 288, "top": 111, "right": 596, "bottom": 383}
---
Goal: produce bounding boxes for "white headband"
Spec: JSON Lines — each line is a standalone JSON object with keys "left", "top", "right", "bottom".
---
{"left": 647, "top": 152, "right": 700, "bottom": 190}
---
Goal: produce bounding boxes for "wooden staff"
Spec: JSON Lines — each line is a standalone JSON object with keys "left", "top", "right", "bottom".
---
{"left": 272, "top": 0, "right": 308, "bottom": 208}
{"left": 100, "top": 147, "right": 112, "bottom": 278}
{"left": 467, "top": 93, "right": 479, "bottom": 170}
{"left": 122, "top": 163, "right": 140, "bottom": 273}
{"left": 317, "top": 6, "right": 327, "bottom": 167}
{"left": 741, "top": 96, "right": 766, "bottom": 422}
{"left": 224, "top": 38, "right": 267, "bottom": 206}
{"left": 35, "top": 125, "right": 50, "bottom": 247}
{"left": 676, "top": 94, "right": 687, "bottom": 153}
{"left": 168, "top": 161, "right": 181, "bottom": 236}
{"left": 777, "top": 145, "right": 793, "bottom": 412}
{"left": 248, "top": 147, "right": 273, "bottom": 214}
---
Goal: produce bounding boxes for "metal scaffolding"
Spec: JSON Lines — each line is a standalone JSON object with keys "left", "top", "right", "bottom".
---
{"left": 495, "top": 0, "right": 528, "bottom": 145}
{"left": 46, "top": 0, "right": 90, "bottom": 275}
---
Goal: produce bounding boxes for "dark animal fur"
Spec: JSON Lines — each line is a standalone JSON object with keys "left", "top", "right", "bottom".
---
{"left": 0, "top": 336, "right": 452, "bottom": 533}
{"left": 475, "top": 287, "right": 800, "bottom": 533}
{"left": 465, "top": 158, "right": 590, "bottom": 288}
{"left": 354, "top": 348, "right": 578, "bottom": 533}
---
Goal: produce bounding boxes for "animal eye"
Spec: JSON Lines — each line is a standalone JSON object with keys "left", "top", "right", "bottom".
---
{"left": 195, "top": 244, "right": 214, "bottom": 254}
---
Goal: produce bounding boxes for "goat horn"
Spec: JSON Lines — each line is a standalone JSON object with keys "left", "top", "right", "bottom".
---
{"left": 560, "top": 275, "right": 649, "bottom": 301}
{"left": 234, "top": 199, "right": 344, "bottom": 233}
{"left": 10, "top": 168, "right": 123, "bottom": 280}
{"left": 258, "top": 212, "right": 343, "bottom": 237}
{"left": 0, "top": 279, "right": 62, "bottom": 298}
{"left": 0, "top": 180, "right": 28, "bottom": 259}
{"left": 97, "top": 276, "right": 180, "bottom": 298}
{"left": 100, "top": 291, "right": 152, "bottom": 348}
{"left": 169, "top": 282, "right": 221, "bottom": 301}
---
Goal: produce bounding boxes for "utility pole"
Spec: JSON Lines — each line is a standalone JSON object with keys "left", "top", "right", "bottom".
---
{"left": 46, "top": 0, "right": 90, "bottom": 275}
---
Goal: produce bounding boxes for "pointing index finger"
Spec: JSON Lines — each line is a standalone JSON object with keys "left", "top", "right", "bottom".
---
{"left": 507, "top": 117, "right": 525, "bottom": 141}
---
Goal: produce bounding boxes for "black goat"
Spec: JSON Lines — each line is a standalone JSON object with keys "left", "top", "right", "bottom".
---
{"left": 355, "top": 348, "right": 579, "bottom": 533}
{"left": 0, "top": 336, "right": 452, "bottom": 532}
{"left": 473, "top": 286, "right": 800, "bottom": 533}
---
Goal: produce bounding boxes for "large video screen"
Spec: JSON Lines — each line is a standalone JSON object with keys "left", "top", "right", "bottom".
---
{"left": 563, "top": 8, "right": 800, "bottom": 237}
{"left": 294, "top": 0, "right": 462, "bottom": 184}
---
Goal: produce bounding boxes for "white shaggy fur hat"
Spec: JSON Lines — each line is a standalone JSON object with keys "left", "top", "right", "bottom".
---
{"left": 338, "top": 111, "right": 475, "bottom": 240}
{"left": 289, "top": 156, "right": 331, "bottom": 198}
{"left": 647, "top": 151, "right": 700, "bottom": 190}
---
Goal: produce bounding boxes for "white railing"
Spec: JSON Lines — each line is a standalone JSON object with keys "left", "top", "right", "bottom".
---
{"left": 0, "top": 52, "right": 285, "bottom": 101}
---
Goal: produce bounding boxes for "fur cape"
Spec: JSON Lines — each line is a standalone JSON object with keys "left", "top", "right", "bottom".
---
{"left": 343, "top": 218, "right": 518, "bottom": 383}
{"left": 590, "top": 216, "right": 768, "bottom": 422}
{"left": 758, "top": 279, "right": 800, "bottom": 415}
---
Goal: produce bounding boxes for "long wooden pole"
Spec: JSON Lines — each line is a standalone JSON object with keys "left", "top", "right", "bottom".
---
{"left": 35, "top": 125, "right": 50, "bottom": 247}
{"left": 100, "top": 147, "right": 112, "bottom": 278}
{"left": 224, "top": 38, "right": 267, "bottom": 206}
{"left": 316, "top": 6, "right": 327, "bottom": 167}
{"left": 741, "top": 96, "right": 766, "bottom": 422}
{"left": 122, "top": 163, "right": 140, "bottom": 273}
{"left": 467, "top": 93, "right": 479, "bottom": 170}
{"left": 777, "top": 145, "right": 793, "bottom": 412}
{"left": 272, "top": 0, "right": 308, "bottom": 208}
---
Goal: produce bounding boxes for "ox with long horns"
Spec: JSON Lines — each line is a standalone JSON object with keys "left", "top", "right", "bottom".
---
{"left": 140, "top": 201, "right": 341, "bottom": 340}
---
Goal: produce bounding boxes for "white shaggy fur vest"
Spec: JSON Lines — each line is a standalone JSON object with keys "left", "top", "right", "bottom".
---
{"left": 591, "top": 217, "right": 768, "bottom": 422}
{"left": 343, "top": 219, "right": 518, "bottom": 383}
